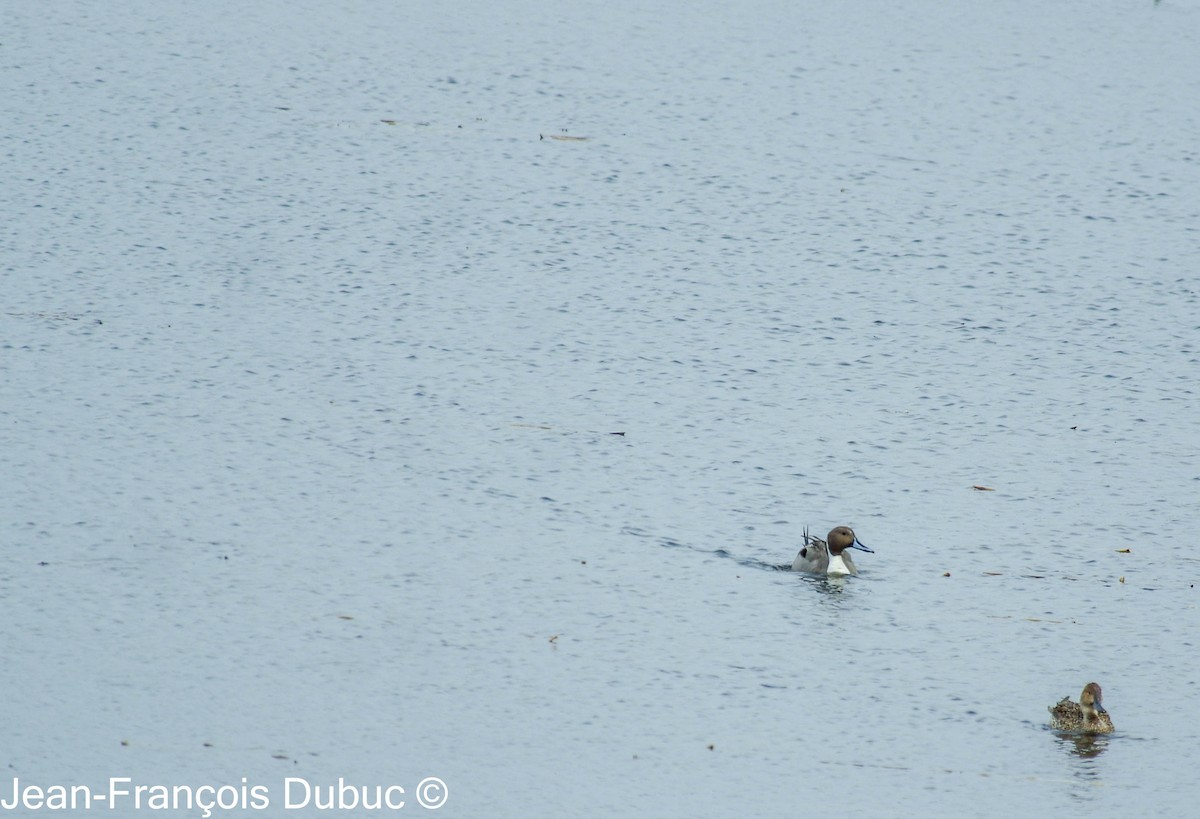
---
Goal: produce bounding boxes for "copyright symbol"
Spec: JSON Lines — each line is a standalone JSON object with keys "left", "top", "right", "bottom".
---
{"left": 416, "top": 776, "right": 448, "bottom": 810}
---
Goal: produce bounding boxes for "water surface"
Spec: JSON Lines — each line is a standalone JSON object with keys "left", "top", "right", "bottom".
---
{"left": 3, "top": 0, "right": 1199, "bottom": 816}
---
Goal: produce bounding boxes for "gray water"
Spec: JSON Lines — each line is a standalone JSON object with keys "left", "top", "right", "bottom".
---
{"left": 3, "top": 0, "right": 1199, "bottom": 816}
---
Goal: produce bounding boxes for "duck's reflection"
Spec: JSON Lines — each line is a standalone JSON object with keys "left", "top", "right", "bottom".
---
{"left": 1054, "top": 731, "right": 1110, "bottom": 760}
{"left": 794, "top": 573, "right": 851, "bottom": 596}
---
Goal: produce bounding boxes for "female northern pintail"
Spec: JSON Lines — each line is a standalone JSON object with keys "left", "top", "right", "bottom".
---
{"left": 791, "top": 526, "right": 873, "bottom": 576}
{"left": 1048, "top": 682, "right": 1114, "bottom": 733}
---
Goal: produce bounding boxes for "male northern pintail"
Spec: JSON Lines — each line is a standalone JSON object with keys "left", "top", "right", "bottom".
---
{"left": 1048, "top": 682, "right": 1114, "bottom": 733}
{"left": 791, "top": 526, "right": 873, "bottom": 576}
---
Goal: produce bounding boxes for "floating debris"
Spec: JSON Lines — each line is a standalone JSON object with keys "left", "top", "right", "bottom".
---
{"left": 1116, "top": 548, "right": 1131, "bottom": 554}
{"left": 971, "top": 485, "right": 995, "bottom": 491}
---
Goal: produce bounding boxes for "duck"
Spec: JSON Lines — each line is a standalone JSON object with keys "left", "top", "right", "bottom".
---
{"left": 1048, "top": 682, "right": 1114, "bottom": 733}
{"left": 791, "top": 526, "right": 873, "bottom": 576}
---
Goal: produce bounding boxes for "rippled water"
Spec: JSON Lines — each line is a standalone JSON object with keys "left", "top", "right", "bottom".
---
{"left": 4, "top": 0, "right": 1199, "bottom": 816}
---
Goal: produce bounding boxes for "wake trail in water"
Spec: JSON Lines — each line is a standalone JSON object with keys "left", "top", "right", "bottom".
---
{"left": 623, "top": 527, "right": 791, "bottom": 572}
